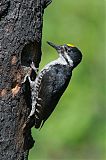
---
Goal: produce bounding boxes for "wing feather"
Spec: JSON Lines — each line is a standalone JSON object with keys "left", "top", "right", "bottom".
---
{"left": 35, "top": 64, "right": 72, "bottom": 128}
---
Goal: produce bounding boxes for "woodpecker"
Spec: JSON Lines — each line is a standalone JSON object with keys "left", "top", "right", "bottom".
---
{"left": 26, "top": 42, "right": 82, "bottom": 129}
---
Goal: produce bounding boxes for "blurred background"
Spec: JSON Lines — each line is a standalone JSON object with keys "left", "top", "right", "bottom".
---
{"left": 29, "top": 0, "right": 105, "bottom": 159}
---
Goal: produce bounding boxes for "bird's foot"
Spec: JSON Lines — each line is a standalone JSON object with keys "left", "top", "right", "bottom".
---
{"left": 30, "top": 61, "right": 39, "bottom": 75}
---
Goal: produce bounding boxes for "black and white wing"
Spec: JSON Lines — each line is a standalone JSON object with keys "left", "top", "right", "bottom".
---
{"left": 35, "top": 64, "right": 72, "bottom": 128}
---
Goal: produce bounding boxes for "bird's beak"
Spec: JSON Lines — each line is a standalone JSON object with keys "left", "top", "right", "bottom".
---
{"left": 47, "top": 41, "right": 61, "bottom": 51}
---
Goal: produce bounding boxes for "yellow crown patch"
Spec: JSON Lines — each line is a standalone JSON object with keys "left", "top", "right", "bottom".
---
{"left": 67, "top": 44, "right": 74, "bottom": 47}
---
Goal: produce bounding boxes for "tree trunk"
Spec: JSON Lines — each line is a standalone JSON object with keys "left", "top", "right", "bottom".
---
{"left": 0, "top": 0, "right": 52, "bottom": 159}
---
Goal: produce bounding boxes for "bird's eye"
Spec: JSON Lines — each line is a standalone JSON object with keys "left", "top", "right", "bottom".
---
{"left": 67, "top": 47, "right": 72, "bottom": 52}
{"left": 64, "top": 45, "right": 71, "bottom": 52}
{"left": 64, "top": 45, "right": 72, "bottom": 53}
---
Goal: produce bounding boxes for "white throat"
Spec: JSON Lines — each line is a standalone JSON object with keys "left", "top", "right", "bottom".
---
{"left": 59, "top": 52, "right": 73, "bottom": 67}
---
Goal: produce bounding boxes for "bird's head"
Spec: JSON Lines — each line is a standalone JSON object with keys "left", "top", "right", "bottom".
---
{"left": 47, "top": 41, "right": 82, "bottom": 69}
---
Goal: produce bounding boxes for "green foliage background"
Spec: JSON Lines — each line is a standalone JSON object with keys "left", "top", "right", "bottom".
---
{"left": 29, "top": 0, "right": 105, "bottom": 159}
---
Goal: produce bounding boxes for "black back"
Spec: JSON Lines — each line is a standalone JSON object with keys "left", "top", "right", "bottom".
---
{"left": 35, "top": 64, "right": 72, "bottom": 128}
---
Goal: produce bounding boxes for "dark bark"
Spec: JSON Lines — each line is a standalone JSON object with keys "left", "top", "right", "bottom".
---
{"left": 0, "top": 0, "right": 52, "bottom": 160}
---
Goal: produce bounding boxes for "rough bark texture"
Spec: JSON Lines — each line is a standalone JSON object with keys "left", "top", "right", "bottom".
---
{"left": 0, "top": 0, "right": 52, "bottom": 159}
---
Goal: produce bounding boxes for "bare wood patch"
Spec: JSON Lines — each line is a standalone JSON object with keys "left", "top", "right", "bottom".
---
{"left": 11, "top": 55, "right": 17, "bottom": 65}
{"left": 0, "top": 89, "right": 7, "bottom": 97}
{"left": 12, "top": 84, "right": 21, "bottom": 97}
